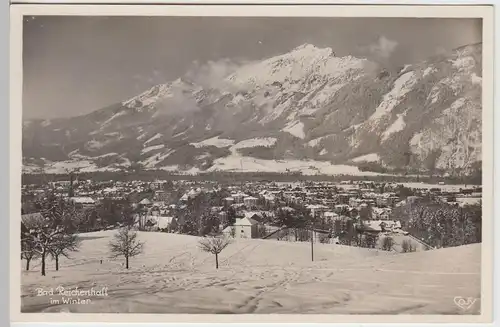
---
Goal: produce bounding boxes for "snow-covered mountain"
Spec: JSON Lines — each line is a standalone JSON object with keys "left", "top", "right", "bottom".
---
{"left": 22, "top": 42, "right": 482, "bottom": 176}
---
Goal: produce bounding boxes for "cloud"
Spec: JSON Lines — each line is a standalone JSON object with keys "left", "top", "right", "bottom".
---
{"left": 153, "top": 86, "right": 200, "bottom": 118}
{"left": 361, "top": 60, "right": 381, "bottom": 76}
{"left": 150, "top": 59, "right": 251, "bottom": 117}
{"left": 184, "top": 58, "right": 248, "bottom": 90}
{"left": 367, "top": 36, "right": 399, "bottom": 60}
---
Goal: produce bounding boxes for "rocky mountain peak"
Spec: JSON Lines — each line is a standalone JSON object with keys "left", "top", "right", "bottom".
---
{"left": 22, "top": 42, "right": 482, "bottom": 177}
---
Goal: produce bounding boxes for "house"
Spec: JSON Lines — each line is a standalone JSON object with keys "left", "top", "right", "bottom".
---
{"left": 266, "top": 226, "right": 330, "bottom": 243}
{"left": 153, "top": 190, "right": 169, "bottom": 202}
{"left": 306, "top": 204, "right": 329, "bottom": 218}
{"left": 456, "top": 197, "right": 481, "bottom": 207}
{"left": 187, "top": 189, "right": 200, "bottom": 198}
{"left": 179, "top": 189, "right": 201, "bottom": 203}
{"left": 361, "top": 220, "right": 401, "bottom": 233}
{"left": 231, "top": 192, "right": 248, "bottom": 203}
{"left": 150, "top": 180, "right": 169, "bottom": 190}
{"left": 153, "top": 216, "right": 175, "bottom": 230}
{"left": 376, "top": 196, "right": 390, "bottom": 207}
{"left": 149, "top": 206, "right": 161, "bottom": 216}
{"left": 336, "top": 193, "right": 350, "bottom": 205}
{"left": 210, "top": 206, "right": 224, "bottom": 214}
{"left": 372, "top": 207, "right": 392, "bottom": 220}
{"left": 233, "top": 217, "right": 259, "bottom": 238}
{"left": 334, "top": 204, "right": 350, "bottom": 214}
{"left": 102, "top": 187, "right": 119, "bottom": 195}
{"left": 242, "top": 211, "right": 268, "bottom": 223}
{"left": 349, "top": 198, "right": 365, "bottom": 208}
{"left": 69, "top": 197, "right": 96, "bottom": 208}
{"left": 222, "top": 225, "right": 235, "bottom": 238}
{"left": 324, "top": 211, "right": 340, "bottom": 224}
{"left": 243, "top": 196, "right": 259, "bottom": 208}
{"left": 49, "top": 181, "right": 71, "bottom": 188}
{"left": 139, "top": 198, "right": 152, "bottom": 206}
{"left": 140, "top": 215, "right": 166, "bottom": 230}
{"left": 218, "top": 211, "right": 228, "bottom": 222}
{"left": 263, "top": 194, "right": 276, "bottom": 203}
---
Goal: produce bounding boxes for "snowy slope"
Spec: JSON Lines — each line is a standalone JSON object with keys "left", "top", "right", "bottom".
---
{"left": 21, "top": 230, "right": 481, "bottom": 314}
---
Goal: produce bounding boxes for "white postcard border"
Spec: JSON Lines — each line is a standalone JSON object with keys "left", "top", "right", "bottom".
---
{"left": 9, "top": 3, "right": 495, "bottom": 324}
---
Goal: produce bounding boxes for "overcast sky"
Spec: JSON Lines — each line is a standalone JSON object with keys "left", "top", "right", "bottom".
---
{"left": 23, "top": 16, "right": 482, "bottom": 119}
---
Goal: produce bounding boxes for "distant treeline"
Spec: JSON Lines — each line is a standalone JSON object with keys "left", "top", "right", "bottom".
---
{"left": 393, "top": 199, "right": 482, "bottom": 249}
{"left": 22, "top": 170, "right": 481, "bottom": 185}
{"left": 357, "top": 161, "right": 482, "bottom": 185}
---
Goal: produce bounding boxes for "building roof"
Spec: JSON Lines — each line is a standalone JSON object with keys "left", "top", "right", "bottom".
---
{"left": 243, "top": 211, "right": 264, "bottom": 221}
{"left": 362, "top": 220, "right": 401, "bottom": 231}
{"left": 139, "top": 198, "right": 152, "bottom": 205}
{"left": 234, "top": 217, "right": 259, "bottom": 226}
{"left": 306, "top": 204, "right": 329, "bottom": 210}
{"left": 69, "top": 197, "right": 95, "bottom": 204}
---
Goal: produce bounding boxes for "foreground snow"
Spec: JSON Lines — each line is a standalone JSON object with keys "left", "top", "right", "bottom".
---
{"left": 21, "top": 231, "right": 481, "bottom": 314}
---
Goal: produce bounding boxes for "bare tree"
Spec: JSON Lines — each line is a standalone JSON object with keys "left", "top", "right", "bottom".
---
{"left": 381, "top": 236, "right": 394, "bottom": 251}
{"left": 198, "top": 235, "right": 231, "bottom": 269}
{"left": 23, "top": 197, "right": 82, "bottom": 276}
{"left": 408, "top": 240, "right": 417, "bottom": 252}
{"left": 401, "top": 239, "right": 417, "bottom": 253}
{"left": 401, "top": 239, "right": 410, "bottom": 253}
{"left": 21, "top": 236, "right": 39, "bottom": 271}
{"left": 48, "top": 233, "right": 81, "bottom": 271}
{"left": 108, "top": 226, "right": 144, "bottom": 269}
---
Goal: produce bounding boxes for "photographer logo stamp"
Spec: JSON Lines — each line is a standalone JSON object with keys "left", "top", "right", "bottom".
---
{"left": 453, "top": 296, "right": 479, "bottom": 311}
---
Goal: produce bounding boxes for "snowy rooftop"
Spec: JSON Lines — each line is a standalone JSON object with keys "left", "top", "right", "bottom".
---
{"left": 69, "top": 197, "right": 95, "bottom": 204}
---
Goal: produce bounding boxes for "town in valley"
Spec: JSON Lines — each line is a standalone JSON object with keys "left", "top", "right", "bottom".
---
{"left": 22, "top": 174, "right": 482, "bottom": 250}
{"left": 20, "top": 171, "right": 483, "bottom": 314}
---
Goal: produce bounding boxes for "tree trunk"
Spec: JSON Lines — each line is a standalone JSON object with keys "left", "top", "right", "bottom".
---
{"left": 126, "top": 255, "right": 129, "bottom": 269}
{"left": 26, "top": 258, "right": 30, "bottom": 271}
{"left": 41, "top": 250, "right": 46, "bottom": 276}
{"left": 215, "top": 253, "right": 219, "bottom": 269}
{"left": 55, "top": 255, "right": 59, "bottom": 271}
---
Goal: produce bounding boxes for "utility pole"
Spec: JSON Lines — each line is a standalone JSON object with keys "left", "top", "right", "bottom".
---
{"left": 311, "top": 228, "right": 314, "bottom": 262}
{"left": 310, "top": 213, "right": 315, "bottom": 262}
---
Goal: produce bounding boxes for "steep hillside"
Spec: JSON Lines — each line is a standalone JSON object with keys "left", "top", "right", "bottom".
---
{"left": 22, "top": 43, "right": 482, "bottom": 176}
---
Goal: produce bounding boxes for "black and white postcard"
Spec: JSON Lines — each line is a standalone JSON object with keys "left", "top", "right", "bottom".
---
{"left": 9, "top": 3, "right": 494, "bottom": 324}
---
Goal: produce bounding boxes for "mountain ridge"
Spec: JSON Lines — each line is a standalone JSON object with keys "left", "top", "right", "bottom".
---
{"left": 22, "top": 42, "right": 482, "bottom": 177}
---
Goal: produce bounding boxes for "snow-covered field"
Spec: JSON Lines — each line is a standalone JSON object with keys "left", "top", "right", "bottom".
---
{"left": 351, "top": 153, "right": 381, "bottom": 163}
{"left": 21, "top": 231, "right": 481, "bottom": 314}
{"left": 208, "top": 156, "right": 384, "bottom": 176}
{"left": 195, "top": 137, "right": 385, "bottom": 176}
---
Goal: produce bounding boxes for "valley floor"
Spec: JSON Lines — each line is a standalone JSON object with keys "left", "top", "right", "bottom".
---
{"left": 20, "top": 230, "right": 481, "bottom": 314}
